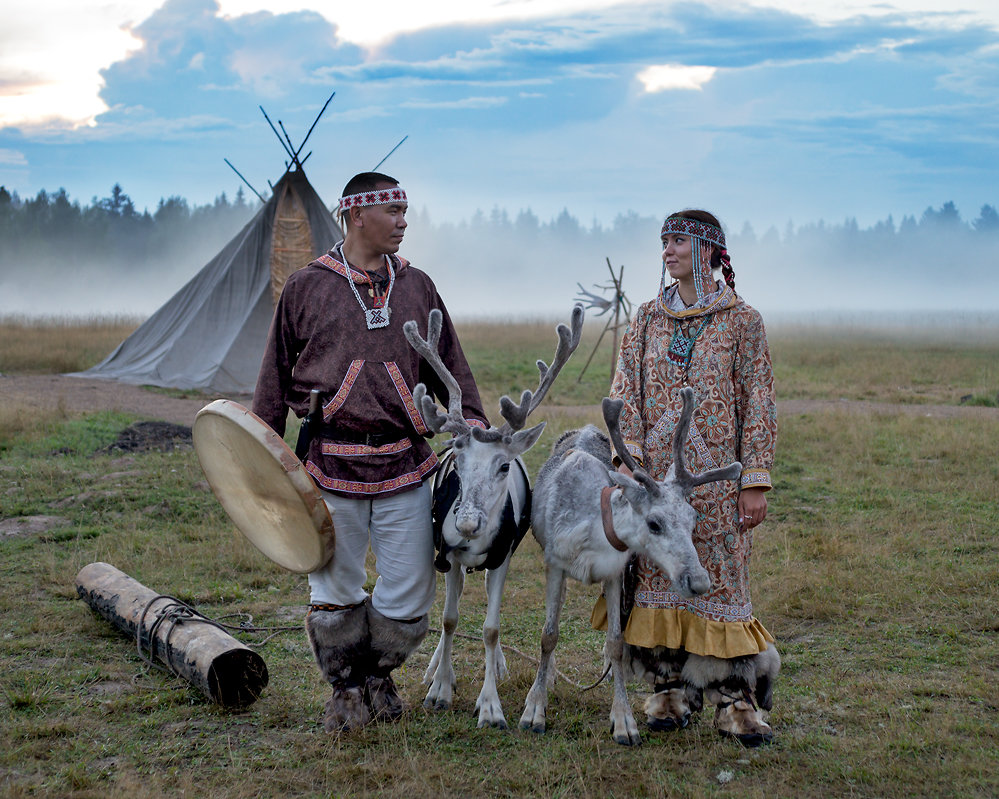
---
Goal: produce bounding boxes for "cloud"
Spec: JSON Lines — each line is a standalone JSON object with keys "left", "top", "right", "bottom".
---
{"left": 0, "top": 148, "right": 27, "bottom": 166}
{"left": 637, "top": 64, "right": 717, "bottom": 92}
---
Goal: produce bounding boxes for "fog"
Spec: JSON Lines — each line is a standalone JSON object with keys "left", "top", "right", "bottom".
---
{"left": 2, "top": 202, "right": 998, "bottom": 326}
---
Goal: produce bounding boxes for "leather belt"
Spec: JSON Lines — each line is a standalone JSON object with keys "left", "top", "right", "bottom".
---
{"left": 327, "top": 429, "right": 402, "bottom": 447}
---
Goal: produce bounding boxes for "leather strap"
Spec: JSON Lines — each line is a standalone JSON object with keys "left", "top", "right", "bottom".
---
{"left": 600, "top": 485, "right": 629, "bottom": 552}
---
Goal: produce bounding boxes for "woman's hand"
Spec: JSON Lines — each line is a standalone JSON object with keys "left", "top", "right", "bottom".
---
{"left": 738, "top": 487, "right": 768, "bottom": 531}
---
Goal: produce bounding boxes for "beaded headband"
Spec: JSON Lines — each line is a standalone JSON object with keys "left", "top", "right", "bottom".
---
{"left": 660, "top": 216, "right": 726, "bottom": 249}
{"left": 338, "top": 186, "right": 408, "bottom": 213}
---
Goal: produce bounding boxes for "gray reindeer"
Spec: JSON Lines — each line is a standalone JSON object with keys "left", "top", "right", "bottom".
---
{"left": 403, "top": 304, "right": 583, "bottom": 729}
{"left": 519, "top": 387, "right": 741, "bottom": 745}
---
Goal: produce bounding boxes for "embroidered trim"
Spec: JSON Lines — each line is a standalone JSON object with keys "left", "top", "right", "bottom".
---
{"left": 647, "top": 406, "right": 717, "bottom": 471}
{"left": 338, "top": 187, "right": 408, "bottom": 212}
{"left": 305, "top": 452, "right": 438, "bottom": 495}
{"left": 315, "top": 252, "right": 366, "bottom": 284}
{"left": 634, "top": 588, "right": 754, "bottom": 623}
{"left": 740, "top": 469, "right": 771, "bottom": 488}
{"left": 323, "top": 360, "right": 364, "bottom": 422}
{"left": 321, "top": 439, "right": 413, "bottom": 457}
{"left": 384, "top": 362, "right": 429, "bottom": 435}
{"left": 657, "top": 284, "right": 736, "bottom": 318}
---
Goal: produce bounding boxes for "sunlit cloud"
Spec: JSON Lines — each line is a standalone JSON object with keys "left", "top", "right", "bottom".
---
{"left": 0, "top": 2, "right": 155, "bottom": 130}
{"left": 637, "top": 64, "right": 717, "bottom": 92}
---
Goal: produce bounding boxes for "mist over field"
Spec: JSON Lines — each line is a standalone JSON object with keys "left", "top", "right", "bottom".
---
{"left": 2, "top": 188, "right": 998, "bottom": 323}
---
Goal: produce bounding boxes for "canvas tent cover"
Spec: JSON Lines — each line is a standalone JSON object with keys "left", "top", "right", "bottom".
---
{"left": 76, "top": 169, "right": 342, "bottom": 395}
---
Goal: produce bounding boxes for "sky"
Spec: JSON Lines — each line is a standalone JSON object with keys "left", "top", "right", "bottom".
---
{"left": 1, "top": 0, "right": 999, "bottom": 318}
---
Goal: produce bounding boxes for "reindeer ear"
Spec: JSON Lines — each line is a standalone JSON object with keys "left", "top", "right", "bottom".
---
{"left": 508, "top": 421, "right": 545, "bottom": 456}
{"left": 608, "top": 470, "right": 639, "bottom": 492}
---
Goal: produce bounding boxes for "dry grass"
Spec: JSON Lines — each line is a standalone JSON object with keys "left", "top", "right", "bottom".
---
{"left": 1, "top": 318, "right": 997, "bottom": 798}
{"left": 0, "top": 315, "right": 141, "bottom": 375}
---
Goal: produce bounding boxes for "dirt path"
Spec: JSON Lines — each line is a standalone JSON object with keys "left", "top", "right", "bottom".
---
{"left": 2, "top": 374, "right": 995, "bottom": 427}
{"left": 0, "top": 374, "right": 250, "bottom": 428}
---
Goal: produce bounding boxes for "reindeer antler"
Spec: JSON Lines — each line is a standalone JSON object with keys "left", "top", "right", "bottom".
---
{"left": 602, "top": 397, "right": 661, "bottom": 497}
{"left": 403, "top": 311, "right": 473, "bottom": 438}
{"left": 672, "top": 387, "right": 742, "bottom": 493}
{"left": 498, "top": 303, "right": 585, "bottom": 433}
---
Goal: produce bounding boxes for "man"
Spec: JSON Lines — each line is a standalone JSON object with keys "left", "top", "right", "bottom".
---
{"left": 253, "top": 172, "right": 487, "bottom": 732}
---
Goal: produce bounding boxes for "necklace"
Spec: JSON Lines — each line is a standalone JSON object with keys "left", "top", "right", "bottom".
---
{"left": 666, "top": 313, "right": 713, "bottom": 373}
{"left": 336, "top": 243, "right": 395, "bottom": 330}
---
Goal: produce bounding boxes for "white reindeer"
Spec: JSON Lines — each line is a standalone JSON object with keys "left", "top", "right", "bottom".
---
{"left": 402, "top": 304, "right": 583, "bottom": 729}
{"left": 519, "top": 387, "right": 741, "bottom": 745}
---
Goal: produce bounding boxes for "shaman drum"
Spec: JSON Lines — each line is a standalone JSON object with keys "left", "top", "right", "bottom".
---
{"left": 193, "top": 400, "right": 334, "bottom": 574}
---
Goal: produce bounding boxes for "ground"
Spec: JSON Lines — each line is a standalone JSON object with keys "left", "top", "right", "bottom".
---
{"left": 1, "top": 373, "right": 993, "bottom": 431}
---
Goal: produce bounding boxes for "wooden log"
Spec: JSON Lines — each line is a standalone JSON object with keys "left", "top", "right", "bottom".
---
{"left": 75, "top": 561, "right": 268, "bottom": 707}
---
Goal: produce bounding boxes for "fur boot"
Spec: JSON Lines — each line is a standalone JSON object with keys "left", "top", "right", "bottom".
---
{"left": 628, "top": 647, "right": 703, "bottom": 732}
{"left": 365, "top": 602, "right": 429, "bottom": 722}
{"left": 305, "top": 603, "right": 371, "bottom": 733}
{"left": 683, "top": 643, "right": 780, "bottom": 747}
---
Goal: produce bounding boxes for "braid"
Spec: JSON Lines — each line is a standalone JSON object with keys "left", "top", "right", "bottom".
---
{"left": 720, "top": 249, "right": 736, "bottom": 290}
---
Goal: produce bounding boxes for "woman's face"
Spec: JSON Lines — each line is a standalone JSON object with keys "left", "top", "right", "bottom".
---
{"left": 662, "top": 233, "right": 693, "bottom": 281}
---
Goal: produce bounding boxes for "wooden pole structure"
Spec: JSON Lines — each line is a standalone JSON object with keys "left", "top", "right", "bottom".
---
{"left": 75, "top": 562, "right": 268, "bottom": 708}
{"left": 609, "top": 259, "right": 623, "bottom": 383}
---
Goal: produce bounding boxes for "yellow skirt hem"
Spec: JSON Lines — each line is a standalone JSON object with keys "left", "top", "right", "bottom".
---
{"left": 591, "top": 596, "right": 774, "bottom": 659}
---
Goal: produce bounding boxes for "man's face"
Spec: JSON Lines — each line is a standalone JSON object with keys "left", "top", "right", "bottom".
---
{"left": 351, "top": 182, "right": 408, "bottom": 254}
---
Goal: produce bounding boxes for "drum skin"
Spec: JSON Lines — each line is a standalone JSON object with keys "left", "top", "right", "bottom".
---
{"left": 193, "top": 400, "right": 334, "bottom": 573}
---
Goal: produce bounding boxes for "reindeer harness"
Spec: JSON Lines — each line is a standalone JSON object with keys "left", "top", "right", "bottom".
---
{"left": 431, "top": 446, "right": 532, "bottom": 573}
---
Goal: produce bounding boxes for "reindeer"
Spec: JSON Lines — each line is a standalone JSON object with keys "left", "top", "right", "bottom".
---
{"left": 518, "top": 387, "right": 741, "bottom": 745}
{"left": 402, "top": 304, "right": 584, "bottom": 729}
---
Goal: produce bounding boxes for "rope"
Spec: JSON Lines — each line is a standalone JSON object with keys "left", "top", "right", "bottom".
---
{"left": 427, "top": 627, "right": 610, "bottom": 692}
{"left": 135, "top": 594, "right": 301, "bottom": 677}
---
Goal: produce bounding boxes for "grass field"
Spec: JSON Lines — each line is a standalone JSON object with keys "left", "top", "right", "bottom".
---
{"left": 1, "top": 317, "right": 997, "bottom": 798}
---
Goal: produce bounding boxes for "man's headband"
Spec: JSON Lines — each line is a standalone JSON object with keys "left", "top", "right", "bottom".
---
{"left": 660, "top": 216, "right": 726, "bottom": 249}
{"left": 338, "top": 187, "right": 408, "bottom": 213}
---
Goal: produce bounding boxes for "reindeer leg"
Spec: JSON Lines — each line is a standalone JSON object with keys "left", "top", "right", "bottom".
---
{"left": 519, "top": 565, "right": 567, "bottom": 734}
{"left": 475, "top": 556, "right": 511, "bottom": 729}
{"left": 423, "top": 560, "right": 464, "bottom": 711}
{"left": 605, "top": 574, "right": 642, "bottom": 746}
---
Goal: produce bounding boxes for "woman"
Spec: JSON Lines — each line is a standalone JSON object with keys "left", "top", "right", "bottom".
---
{"left": 592, "top": 209, "right": 780, "bottom": 747}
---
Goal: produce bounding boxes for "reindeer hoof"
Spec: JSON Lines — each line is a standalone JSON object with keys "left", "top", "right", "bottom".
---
{"left": 612, "top": 730, "right": 643, "bottom": 747}
{"left": 478, "top": 718, "right": 509, "bottom": 730}
{"left": 424, "top": 697, "right": 452, "bottom": 712}
{"left": 520, "top": 720, "right": 546, "bottom": 734}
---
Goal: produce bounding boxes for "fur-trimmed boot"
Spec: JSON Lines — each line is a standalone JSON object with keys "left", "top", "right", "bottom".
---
{"left": 645, "top": 672, "right": 703, "bottom": 732}
{"left": 629, "top": 648, "right": 703, "bottom": 732}
{"left": 684, "top": 644, "right": 780, "bottom": 747}
{"left": 365, "top": 602, "right": 429, "bottom": 722}
{"left": 305, "top": 602, "right": 371, "bottom": 733}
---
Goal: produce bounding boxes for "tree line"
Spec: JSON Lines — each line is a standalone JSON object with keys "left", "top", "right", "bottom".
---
{"left": 0, "top": 184, "right": 256, "bottom": 273}
{"left": 2, "top": 183, "right": 997, "bottom": 316}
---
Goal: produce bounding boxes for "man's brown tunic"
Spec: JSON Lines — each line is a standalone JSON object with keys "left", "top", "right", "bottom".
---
{"left": 253, "top": 250, "right": 487, "bottom": 498}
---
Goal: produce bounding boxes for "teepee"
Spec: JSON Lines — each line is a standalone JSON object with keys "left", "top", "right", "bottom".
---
{"left": 76, "top": 167, "right": 342, "bottom": 394}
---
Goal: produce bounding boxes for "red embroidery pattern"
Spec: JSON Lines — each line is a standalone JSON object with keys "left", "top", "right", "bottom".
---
{"left": 306, "top": 452, "right": 438, "bottom": 495}
{"left": 323, "top": 360, "right": 364, "bottom": 422}
{"left": 321, "top": 439, "right": 412, "bottom": 457}
{"left": 384, "top": 362, "right": 429, "bottom": 435}
{"left": 315, "top": 253, "right": 367, "bottom": 284}
{"left": 338, "top": 188, "right": 408, "bottom": 212}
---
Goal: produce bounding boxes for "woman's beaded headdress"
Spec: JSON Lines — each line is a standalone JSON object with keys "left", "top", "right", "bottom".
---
{"left": 659, "top": 214, "right": 731, "bottom": 302}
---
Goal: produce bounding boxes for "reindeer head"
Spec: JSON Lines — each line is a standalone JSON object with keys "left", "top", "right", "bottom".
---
{"left": 603, "top": 389, "right": 742, "bottom": 597}
{"left": 403, "top": 304, "right": 584, "bottom": 540}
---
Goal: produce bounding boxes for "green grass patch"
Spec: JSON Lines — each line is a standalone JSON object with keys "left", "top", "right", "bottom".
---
{"left": 1, "top": 323, "right": 997, "bottom": 797}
